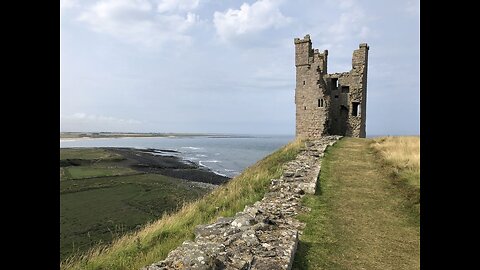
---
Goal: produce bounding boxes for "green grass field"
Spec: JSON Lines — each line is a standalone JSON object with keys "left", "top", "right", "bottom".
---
{"left": 62, "top": 166, "right": 137, "bottom": 180}
{"left": 60, "top": 148, "right": 210, "bottom": 262}
{"left": 60, "top": 148, "right": 136, "bottom": 181}
{"left": 60, "top": 174, "right": 209, "bottom": 261}
{"left": 60, "top": 148, "right": 124, "bottom": 161}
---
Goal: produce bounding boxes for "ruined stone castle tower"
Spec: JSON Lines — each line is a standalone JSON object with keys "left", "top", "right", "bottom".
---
{"left": 294, "top": 34, "right": 369, "bottom": 139}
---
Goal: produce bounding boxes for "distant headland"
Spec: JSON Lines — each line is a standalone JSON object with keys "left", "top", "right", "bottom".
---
{"left": 60, "top": 132, "right": 256, "bottom": 139}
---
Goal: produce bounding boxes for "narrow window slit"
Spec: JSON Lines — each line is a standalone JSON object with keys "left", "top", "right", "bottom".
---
{"left": 318, "top": 98, "right": 324, "bottom": 107}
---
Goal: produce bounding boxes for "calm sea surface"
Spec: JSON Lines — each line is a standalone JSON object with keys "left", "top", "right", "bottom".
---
{"left": 60, "top": 135, "right": 294, "bottom": 178}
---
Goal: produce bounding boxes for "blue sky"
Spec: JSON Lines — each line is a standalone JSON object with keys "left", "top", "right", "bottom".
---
{"left": 60, "top": 0, "right": 419, "bottom": 135}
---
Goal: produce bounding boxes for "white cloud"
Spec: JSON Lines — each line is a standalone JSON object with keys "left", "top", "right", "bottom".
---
{"left": 213, "top": 0, "right": 290, "bottom": 42}
{"left": 327, "top": 9, "right": 368, "bottom": 43}
{"left": 78, "top": 0, "right": 199, "bottom": 47}
{"left": 303, "top": 0, "right": 372, "bottom": 68}
{"left": 295, "top": 0, "right": 373, "bottom": 72}
{"left": 157, "top": 0, "right": 199, "bottom": 13}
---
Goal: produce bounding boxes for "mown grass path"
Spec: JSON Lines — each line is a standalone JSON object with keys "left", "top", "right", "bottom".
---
{"left": 293, "top": 138, "right": 420, "bottom": 270}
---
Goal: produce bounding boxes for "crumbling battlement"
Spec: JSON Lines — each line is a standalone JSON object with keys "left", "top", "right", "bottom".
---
{"left": 141, "top": 136, "right": 341, "bottom": 270}
{"left": 295, "top": 34, "right": 369, "bottom": 139}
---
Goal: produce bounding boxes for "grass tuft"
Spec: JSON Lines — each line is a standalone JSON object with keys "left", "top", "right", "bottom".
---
{"left": 370, "top": 136, "right": 420, "bottom": 188}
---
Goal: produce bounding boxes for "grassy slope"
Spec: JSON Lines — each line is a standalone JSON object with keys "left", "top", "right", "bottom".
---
{"left": 371, "top": 136, "right": 420, "bottom": 217}
{"left": 293, "top": 137, "right": 420, "bottom": 270}
{"left": 371, "top": 136, "right": 420, "bottom": 187}
{"left": 62, "top": 139, "right": 304, "bottom": 270}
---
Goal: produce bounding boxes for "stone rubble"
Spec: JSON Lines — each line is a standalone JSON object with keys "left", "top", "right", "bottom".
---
{"left": 142, "top": 136, "right": 341, "bottom": 270}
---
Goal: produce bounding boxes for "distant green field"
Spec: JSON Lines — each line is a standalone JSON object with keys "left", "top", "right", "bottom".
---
{"left": 60, "top": 132, "right": 212, "bottom": 139}
{"left": 60, "top": 148, "right": 124, "bottom": 161}
{"left": 60, "top": 148, "right": 135, "bottom": 181}
{"left": 62, "top": 166, "right": 137, "bottom": 180}
{"left": 59, "top": 148, "right": 210, "bottom": 262}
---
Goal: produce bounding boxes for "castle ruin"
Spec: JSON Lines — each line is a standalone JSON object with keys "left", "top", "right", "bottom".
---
{"left": 294, "top": 35, "right": 369, "bottom": 139}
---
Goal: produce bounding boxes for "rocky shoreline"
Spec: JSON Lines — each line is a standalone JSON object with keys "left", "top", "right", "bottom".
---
{"left": 62, "top": 147, "right": 231, "bottom": 185}
{"left": 109, "top": 147, "right": 231, "bottom": 185}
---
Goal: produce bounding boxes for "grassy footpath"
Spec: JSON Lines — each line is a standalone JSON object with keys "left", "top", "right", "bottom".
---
{"left": 293, "top": 137, "right": 420, "bottom": 270}
{"left": 62, "top": 139, "right": 304, "bottom": 270}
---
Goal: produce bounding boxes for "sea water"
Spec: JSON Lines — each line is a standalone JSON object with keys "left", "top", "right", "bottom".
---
{"left": 60, "top": 135, "right": 294, "bottom": 178}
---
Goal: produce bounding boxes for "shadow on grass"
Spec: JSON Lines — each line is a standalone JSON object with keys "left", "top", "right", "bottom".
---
{"left": 292, "top": 160, "right": 326, "bottom": 270}
{"left": 292, "top": 240, "right": 312, "bottom": 270}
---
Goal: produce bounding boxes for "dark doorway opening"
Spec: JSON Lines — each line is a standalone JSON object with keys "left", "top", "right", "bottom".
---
{"left": 340, "top": 105, "right": 349, "bottom": 135}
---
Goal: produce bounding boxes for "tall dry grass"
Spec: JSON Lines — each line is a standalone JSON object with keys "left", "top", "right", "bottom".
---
{"left": 61, "top": 139, "right": 304, "bottom": 270}
{"left": 371, "top": 136, "right": 420, "bottom": 188}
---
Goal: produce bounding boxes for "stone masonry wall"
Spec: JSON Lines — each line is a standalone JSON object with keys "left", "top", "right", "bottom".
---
{"left": 294, "top": 34, "right": 369, "bottom": 139}
{"left": 351, "top": 44, "right": 368, "bottom": 138}
{"left": 142, "top": 136, "right": 341, "bottom": 270}
{"left": 294, "top": 35, "right": 330, "bottom": 140}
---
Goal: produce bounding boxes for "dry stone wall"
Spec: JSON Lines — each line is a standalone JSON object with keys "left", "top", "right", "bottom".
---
{"left": 142, "top": 136, "right": 341, "bottom": 270}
